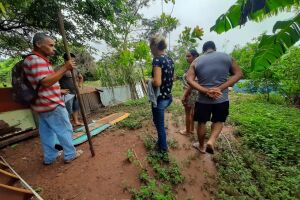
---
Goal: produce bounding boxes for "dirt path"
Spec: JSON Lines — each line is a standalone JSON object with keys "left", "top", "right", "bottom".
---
{"left": 165, "top": 112, "right": 217, "bottom": 200}
{"left": 0, "top": 108, "right": 225, "bottom": 200}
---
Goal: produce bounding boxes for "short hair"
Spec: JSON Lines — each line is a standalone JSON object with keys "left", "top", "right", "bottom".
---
{"left": 149, "top": 34, "right": 167, "bottom": 51}
{"left": 188, "top": 49, "right": 200, "bottom": 58}
{"left": 202, "top": 41, "right": 216, "bottom": 52}
{"left": 63, "top": 52, "right": 76, "bottom": 61}
{"left": 32, "top": 32, "right": 52, "bottom": 47}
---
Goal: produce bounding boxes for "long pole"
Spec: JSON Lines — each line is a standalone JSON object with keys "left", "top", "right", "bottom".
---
{"left": 58, "top": 10, "right": 95, "bottom": 157}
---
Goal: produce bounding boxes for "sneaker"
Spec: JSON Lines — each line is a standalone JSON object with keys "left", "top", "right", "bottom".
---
{"left": 43, "top": 158, "right": 57, "bottom": 166}
{"left": 43, "top": 152, "right": 62, "bottom": 166}
{"left": 64, "top": 150, "right": 83, "bottom": 164}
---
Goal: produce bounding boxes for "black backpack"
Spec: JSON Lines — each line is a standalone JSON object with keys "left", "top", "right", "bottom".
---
{"left": 11, "top": 54, "right": 40, "bottom": 106}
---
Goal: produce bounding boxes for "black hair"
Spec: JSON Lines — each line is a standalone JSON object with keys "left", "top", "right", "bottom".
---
{"left": 188, "top": 49, "right": 200, "bottom": 58}
{"left": 63, "top": 52, "right": 76, "bottom": 60}
{"left": 202, "top": 41, "right": 216, "bottom": 53}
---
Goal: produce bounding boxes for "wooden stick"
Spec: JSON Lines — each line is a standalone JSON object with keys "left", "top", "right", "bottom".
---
{"left": 58, "top": 10, "right": 95, "bottom": 157}
{"left": 0, "top": 156, "right": 43, "bottom": 200}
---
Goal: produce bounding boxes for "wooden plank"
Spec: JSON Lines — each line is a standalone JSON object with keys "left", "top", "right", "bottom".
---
{"left": 0, "top": 161, "right": 8, "bottom": 170}
{"left": 0, "top": 130, "right": 38, "bottom": 149}
{"left": 0, "top": 168, "right": 19, "bottom": 185}
{"left": 0, "top": 183, "right": 33, "bottom": 200}
{"left": 0, "top": 156, "right": 44, "bottom": 200}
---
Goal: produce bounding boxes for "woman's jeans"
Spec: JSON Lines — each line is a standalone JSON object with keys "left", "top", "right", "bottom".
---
{"left": 151, "top": 97, "right": 172, "bottom": 152}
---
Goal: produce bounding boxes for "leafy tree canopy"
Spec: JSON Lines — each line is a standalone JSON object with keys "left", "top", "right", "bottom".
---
{"left": 0, "top": 0, "right": 123, "bottom": 55}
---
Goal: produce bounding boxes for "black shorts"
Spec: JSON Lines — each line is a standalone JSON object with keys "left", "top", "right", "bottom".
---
{"left": 193, "top": 101, "right": 229, "bottom": 122}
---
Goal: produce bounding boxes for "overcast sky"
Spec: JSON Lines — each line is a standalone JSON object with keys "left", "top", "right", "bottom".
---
{"left": 140, "top": 0, "right": 294, "bottom": 53}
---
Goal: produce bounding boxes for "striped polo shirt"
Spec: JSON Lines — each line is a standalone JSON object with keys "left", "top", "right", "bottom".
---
{"left": 23, "top": 51, "right": 65, "bottom": 112}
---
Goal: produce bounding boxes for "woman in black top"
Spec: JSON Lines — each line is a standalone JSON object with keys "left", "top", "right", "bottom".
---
{"left": 149, "top": 34, "right": 174, "bottom": 153}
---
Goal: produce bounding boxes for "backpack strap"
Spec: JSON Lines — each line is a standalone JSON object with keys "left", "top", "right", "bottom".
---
{"left": 23, "top": 53, "right": 41, "bottom": 94}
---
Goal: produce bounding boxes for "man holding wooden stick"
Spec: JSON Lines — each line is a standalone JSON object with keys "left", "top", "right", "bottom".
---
{"left": 23, "top": 32, "right": 83, "bottom": 165}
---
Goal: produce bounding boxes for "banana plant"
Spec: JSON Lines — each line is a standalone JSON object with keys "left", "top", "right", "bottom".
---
{"left": 210, "top": 0, "right": 300, "bottom": 71}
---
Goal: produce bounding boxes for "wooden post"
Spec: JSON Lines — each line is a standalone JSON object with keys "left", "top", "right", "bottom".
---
{"left": 58, "top": 10, "right": 95, "bottom": 157}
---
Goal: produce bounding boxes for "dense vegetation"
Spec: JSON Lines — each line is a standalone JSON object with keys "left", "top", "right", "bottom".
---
{"left": 232, "top": 41, "right": 300, "bottom": 104}
{"left": 214, "top": 93, "right": 300, "bottom": 199}
{"left": 1, "top": 0, "right": 300, "bottom": 199}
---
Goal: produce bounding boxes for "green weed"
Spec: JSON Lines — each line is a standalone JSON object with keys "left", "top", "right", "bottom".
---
{"left": 127, "top": 134, "right": 185, "bottom": 200}
{"left": 214, "top": 93, "right": 300, "bottom": 199}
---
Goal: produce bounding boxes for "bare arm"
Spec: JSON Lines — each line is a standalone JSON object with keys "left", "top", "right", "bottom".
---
{"left": 41, "top": 60, "right": 75, "bottom": 88}
{"left": 152, "top": 66, "right": 162, "bottom": 87}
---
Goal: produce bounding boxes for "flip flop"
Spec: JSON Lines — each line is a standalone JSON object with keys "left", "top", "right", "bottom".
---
{"left": 206, "top": 143, "right": 214, "bottom": 154}
{"left": 192, "top": 142, "right": 206, "bottom": 154}
{"left": 179, "top": 130, "right": 188, "bottom": 135}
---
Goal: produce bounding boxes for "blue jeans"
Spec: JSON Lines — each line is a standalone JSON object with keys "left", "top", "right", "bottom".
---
{"left": 65, "top": 95, "right": 80, "bottom": 115}
{"left": 38, "top": 105, "right": 76, "bottom": 163}
{"left": 152, "top": 97, "right": 172, "bottom": 152}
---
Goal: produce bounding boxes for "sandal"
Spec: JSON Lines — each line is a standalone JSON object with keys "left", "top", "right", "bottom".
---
{"left": 192, "top": 142, "right": 206, "bottom": 154}
{"left": 205, "top": 143, "right": 214, "bottom": 154}
{"left": 179, "top": 130, "right": 188, "bottom": 135}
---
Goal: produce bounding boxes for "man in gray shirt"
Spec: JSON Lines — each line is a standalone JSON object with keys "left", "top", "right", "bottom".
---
{"left": 185, "top": 41, "right": 243, "bottom": 154}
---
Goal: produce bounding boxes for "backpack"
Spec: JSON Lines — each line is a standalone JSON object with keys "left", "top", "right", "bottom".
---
{"left": 11, "top": 54, "right": 40, "bottom": 106}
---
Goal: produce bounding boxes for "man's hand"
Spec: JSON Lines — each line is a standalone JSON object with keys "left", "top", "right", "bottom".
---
{"left": 206, "top": 87, "right": 222, "bottom": 100}
{"left": 64, "top": 58, "right": 76, "bottom": 71}
{"left": 61, "top": 89, "right": 70, "bottom": 95}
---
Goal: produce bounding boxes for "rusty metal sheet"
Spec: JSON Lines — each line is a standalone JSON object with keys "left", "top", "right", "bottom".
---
{"left": 0, "top": 88, "right": 28, "bottom": 113}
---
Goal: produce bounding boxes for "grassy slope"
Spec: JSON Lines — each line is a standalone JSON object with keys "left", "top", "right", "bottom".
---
{"left": 215, "top": 93, "right": 300, "bottom": 200}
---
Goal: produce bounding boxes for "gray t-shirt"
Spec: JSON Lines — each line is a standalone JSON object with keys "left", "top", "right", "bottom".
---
{"left": 195, "top": 51, "right": 232, "bottom": 104}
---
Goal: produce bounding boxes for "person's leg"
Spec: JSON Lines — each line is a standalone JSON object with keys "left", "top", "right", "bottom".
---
{"left": 180, "top": 105, "right": 192, "bottom": 135}
{"left": 152, "top": 106, "right": 160, "bottom": 149}
{"left": 207, "top": 122, "right": 223, "bottom": 148}
{"left": 47, "top": 105, "right": 77, "bottom": 161}
{"left": 154, "top": 98, "right": 172, "bottom": 152}
{"left": 190, "top": 105, "right": 195, "bottom": 133}
{"left": 193, "top": 102, "right": 211, "bottom": 153}
{"left": 72, "top": 97, "right": 82, "bottom": 126}
{"left": 197, "top": 122, "right": 206, "bottom": 152}
{"left": 38, "top": 112, "right": 60, "bottom": 164}
{"left": 207, "top": 101, "right": 229, "bottom": 153}
{"left": 64, "top": 97, "right": 73, "bottom": 119}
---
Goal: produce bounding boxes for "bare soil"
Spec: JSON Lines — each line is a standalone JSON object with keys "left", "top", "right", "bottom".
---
{"left": 0, "top": 107, "right": 231, "bottom": 200}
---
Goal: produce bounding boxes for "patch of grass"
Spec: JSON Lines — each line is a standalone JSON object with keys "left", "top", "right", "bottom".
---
{"left": 214, "top": 140, "right": 299, "bottom": 200}
{"left": 214, "top": 93, "right": 300, "bottom": 199}
{"left": 131, "top": 170, "right": 175, "bottom": 200}
{"left": 229, "top": 93, "right": 299, "bottom": 164}
{"left": 167, "top": 138, "right": 179, "bottom": 150}
{"left": 127, "top": 149, "right": 134, "bottom": 163}
{"left": 127, "top": 135, "right": 185, "bottom": 200}
{"left": 117, "top": 97, "right": 151, "bottom": 129}
{"left": 123, "top": 97, "right": 149, "bottom": 107}
{"left": 83, "top": 80, "right": 101, "bottom": 87}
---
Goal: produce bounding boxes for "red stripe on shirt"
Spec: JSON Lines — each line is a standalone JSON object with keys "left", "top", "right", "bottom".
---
{"left": 34, "top": 100, "right": 64, "bottom": 107}
{"left": 39, "top": 85, "right": 60, "bottom": 91}
{"left": 26, "top": 71, "right": 53, "bottom": 77}
{"left": 24, "top": 62, "right": 50, "bottom": 69}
